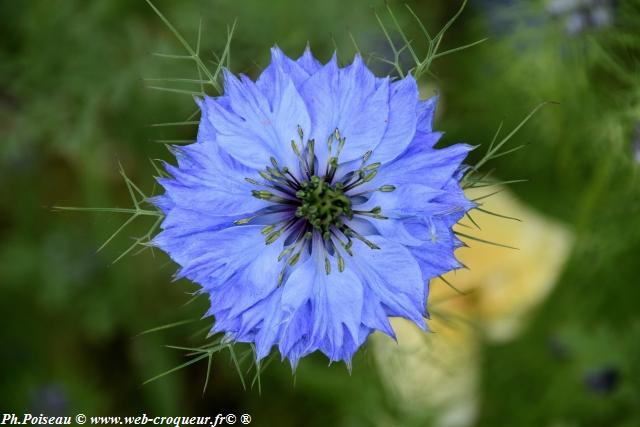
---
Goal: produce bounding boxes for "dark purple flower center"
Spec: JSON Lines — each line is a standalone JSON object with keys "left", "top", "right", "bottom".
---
{"left": 235, "top": 127, "right": 396, "bottom": 279}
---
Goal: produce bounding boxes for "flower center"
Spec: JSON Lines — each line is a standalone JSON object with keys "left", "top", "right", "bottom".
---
{"left": 236, "top": 127, "right": 397, "bottom": 280}
{"left": 295, "top": 176, "right": 353, "bottom": 236}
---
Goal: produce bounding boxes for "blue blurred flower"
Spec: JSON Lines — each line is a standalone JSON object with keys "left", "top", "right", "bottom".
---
{"left": 153, "top": 47, "right": 474, "bottom": 368}
{"left": 547, "top": 0, "right": 616, "bottom": 35}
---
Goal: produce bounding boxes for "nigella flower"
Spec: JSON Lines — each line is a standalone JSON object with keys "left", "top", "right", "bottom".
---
{"left": 153, "top": 47, "right": 474, "bottom": 369}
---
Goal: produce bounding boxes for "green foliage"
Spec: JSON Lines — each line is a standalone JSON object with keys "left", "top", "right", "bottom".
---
{"left": 2, "top": 0, "right": 639, "bottom": 425}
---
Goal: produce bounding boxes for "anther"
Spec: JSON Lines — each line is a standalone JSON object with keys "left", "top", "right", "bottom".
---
{"left": 261, "top": 225, "right": 275, "bottom": 235}
{"left": 265, "top": 230, "right": 282, "bottom": 245}
{"left": 259, "top": 170, "right": 274, "bottom": 181}
{"left": 233, "top": 216, "right": 254, "bottom": 225}
{"left": 288, "top": 251, "right": 301, "bottom": 266}
{"left": 363, "top": 170, "right": 378, "bottom": 182}
{"left": 291, "top": 140, "right": 301, "bottom": 156}
{"left": 278, "top": 246, "right": 295, "bottom": 261}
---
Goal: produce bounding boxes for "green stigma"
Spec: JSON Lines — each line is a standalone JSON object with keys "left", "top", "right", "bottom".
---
{"left": 295, "top": 175, "right": 353, "bottom": 235}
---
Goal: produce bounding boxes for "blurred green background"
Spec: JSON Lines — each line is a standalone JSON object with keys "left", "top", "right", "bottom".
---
{"left": 1, "top": 0, "right": 639, "bottom": 425}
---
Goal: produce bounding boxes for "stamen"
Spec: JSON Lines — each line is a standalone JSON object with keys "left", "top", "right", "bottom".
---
{"left": 251, "top": 190, "right": 296, "bottom": 205}
{"left": 342, "top": 225, "right": 381, "bottom": 250}
{"left": 288, "top": 251, "right": 301, "bottom": 266}
{"left": 290, "top": 140, "right": 301, "bottom": 156}
{"left": 266, "top": 166, "right": 284, "bottom": 178}
{"left": 343, "top": 169, "right": 378, "bottom": 192}
{"left": 353, "top": 209, "right": 388, "bottom": 220}
{"left": 362, "top": 150, "right": 372, "bottom": 164}
{"left": 258, "top": 170, "right": 274, "bottom": 181}
{"left": 277, "top": 245, "right": 295, "bottom": 261}
{"left": 265, "top": 229, "right": 282, "bottom": 245}
{"left": 326, "top": 157, "right": 339, "bottom": 183}
{"left": 327, "top": 238, "right": 346, "bottom": 273}
{"left": 364, "top": 170, "right": 378, "bottom": 182}
{"left": 267, "top": 184, "right": 297, "bottom": 198}
{"left": 331, "top": 230, "right": 354, "bottom": 257}
{"left": 264, "top": 217, "right": 301, "bottom": 245}
{"left": 233, "top": 216, "right": 255, "bottom": 225}
{"left": 261, "top": 225, "right": 275, "bottom": 235}
{"left": 284, "top": 169, "right": 301, "bottom": 187}
{"left": 277, "top": 268, "right": 285, "bottom": 286}
{"left": 291, "top": 139, "right": 313, "bottom": 179}
{"left": 307, "top": 139, "right": 316, "bottom": 176}
{"left": 334, "top": 129, "right": 346, "bottom": 157}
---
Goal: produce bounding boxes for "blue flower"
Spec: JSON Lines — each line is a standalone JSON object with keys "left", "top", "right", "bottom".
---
{"left": 153, "top": 47, "right": 474, "bottom": 369}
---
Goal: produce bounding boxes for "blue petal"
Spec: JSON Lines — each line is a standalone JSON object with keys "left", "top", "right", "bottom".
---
{"left": 256, "top": 46, "right": 312, "bottom": 99}
{"left": 356, "top": 184, "right": 445, "bottom": 218}
{"left": 280, "top": 254, "right": 364, "bottom": 364}
{"left": 149, "top": 193, "right": 173, "bottom": 215}
{"left": 194, "top": 97, "right": 216, "bottom": 144}
{"left": 296, "top": 45, "right": 322, "bottom": 74}
{"left": 364, "top": 217, "right": 424, "bottom": 246}
{"left": 179, "top": 226, "right": 289, "bottom": 361}
{"left": 416, "top": 95, "right": 438, "bottom": 133}
{"left": 300, "top": 55, "right": 390, "bottom": 168}
{"left": 297, "top": 56, "right": 338, "bottom": 168}
{"left": 278, "top": 300, "right": 313, "bottom": 369}
{"left": 369, "top": 139, "right": 473, "bottom": 191}
{"left": 369, "top": 75, "right": 419, "bottom": 164}
{"left": 156, "top": 143, "right": 265, "bottom": 217}
{"left": 155, "top": 225, "right": 283, "bottom": 287}
{"left": 253, "top": 288, "right": 286, "bottom": 360}
{"left": 156, "top": 206, "right": 236, "bottom": 244}
{"left": 406, "top": 216, "right": 465, "bottom": 281}
{"left": 431, "top": 176, "right": 476, "bottom": 216}
{"left": 205, "top": 69, "right": 311, "bottom": 170}
{"left": 350, "top": 236, "right": 427, "bottom": 329}
{"left": 360, "top": 285, "right": 395, "bottom": 338}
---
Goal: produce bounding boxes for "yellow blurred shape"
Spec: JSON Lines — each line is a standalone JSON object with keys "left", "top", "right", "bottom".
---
{"left": 373, "top": 188, "right": 573, "bottom": 427}
{"left": 449, "top": 187, "right": 573, "bottom": 341}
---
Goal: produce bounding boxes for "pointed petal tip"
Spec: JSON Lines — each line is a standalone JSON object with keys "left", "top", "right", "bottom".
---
{"left": 345, "top": 359, "right": 353, "bottom": 374}
{"left": 288, "top": 356, "right": 300, "bottom": 373}
{"left": 221, "top": 67, "right": 234, "bottom": 79}
{"left": 270, "top": 44, "right": 284, "bottom": 57}
{"left": 414, "top": 317, "right": 428, "bottom": 331}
